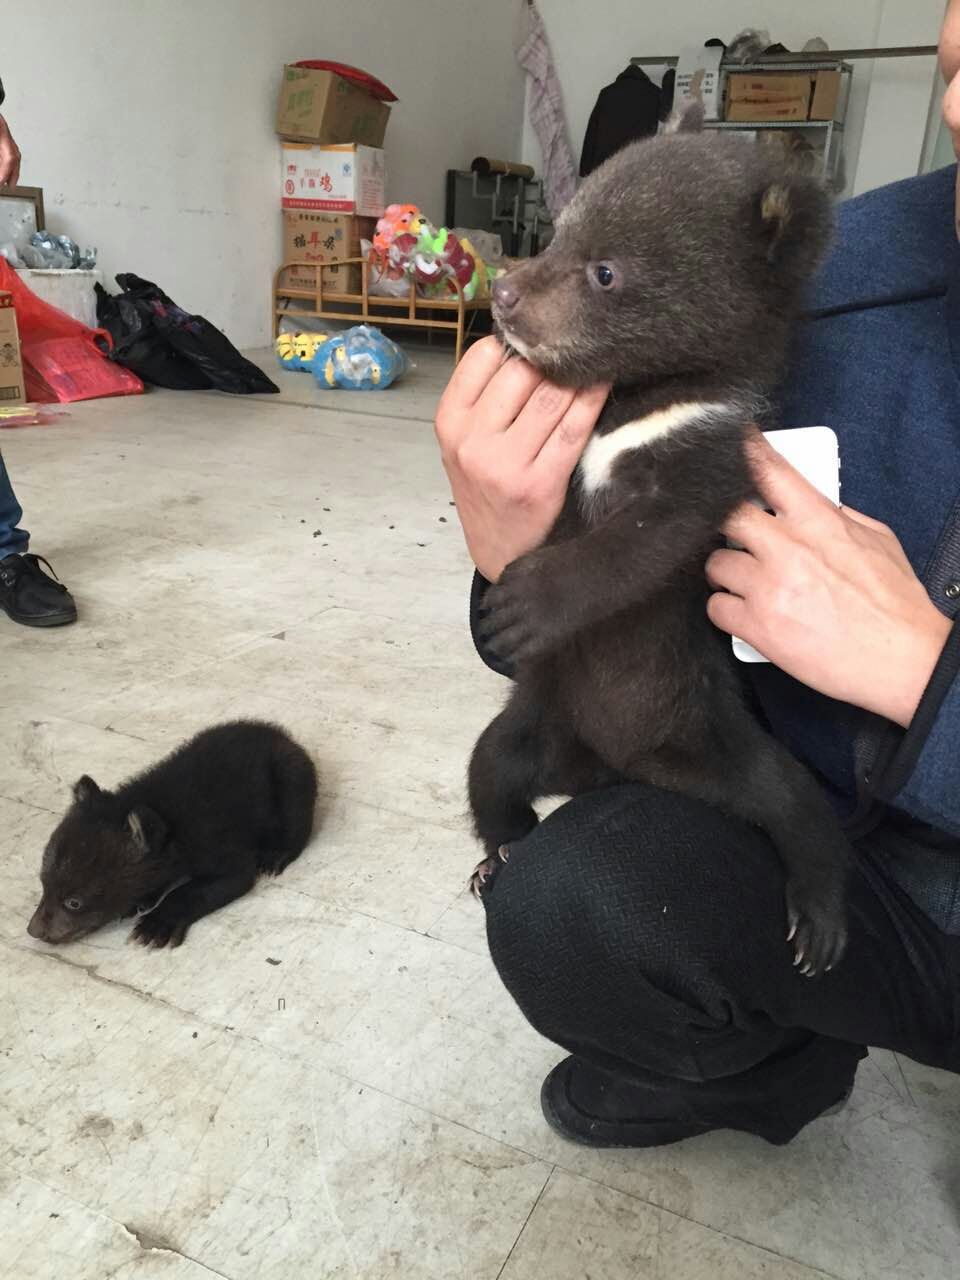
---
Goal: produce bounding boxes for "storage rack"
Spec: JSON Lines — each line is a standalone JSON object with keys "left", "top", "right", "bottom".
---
{"left": 629, "top": 46, "right": 937, "bottom": 185}
{"left": 444, "top": 169, "right": 552, "bottom": 257}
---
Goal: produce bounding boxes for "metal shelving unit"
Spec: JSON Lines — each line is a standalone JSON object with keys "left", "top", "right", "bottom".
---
{"left": 444, "top": 169, "right": 553, "bottom": 257}
{"left": 629, "top": 46, "right": 937, "bottom": 185}
{"left": 699, "top": 60, "right": 852, "bottom": 183}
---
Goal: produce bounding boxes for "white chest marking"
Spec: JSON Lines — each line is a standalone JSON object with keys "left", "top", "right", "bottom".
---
{"left": 578, "top": 401, "right": 730, "bottom": 495}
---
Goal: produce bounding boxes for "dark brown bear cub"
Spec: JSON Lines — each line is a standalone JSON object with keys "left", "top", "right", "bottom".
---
{"left": 470, "top": 111, "right": 850, "bottom": 976}
{"left": 28, "top": 720, "right": 317, "bottom": 948}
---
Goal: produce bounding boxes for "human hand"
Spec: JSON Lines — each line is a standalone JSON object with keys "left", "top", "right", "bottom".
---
{"left": 706, "top": 433, "right": 952, "bottom": 728}
{"left": 435, "top": 336, "right": 609, "bottom": 581}
{"left": 0, "top": 115, "right": 21, "bottom": 187}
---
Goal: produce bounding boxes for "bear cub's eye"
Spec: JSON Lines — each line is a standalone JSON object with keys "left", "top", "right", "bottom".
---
{"left": 591, "top": 262, "right": 618, "bottom": 290}
{"left": 64, "top": 898, "right": 83, "bottom": 912}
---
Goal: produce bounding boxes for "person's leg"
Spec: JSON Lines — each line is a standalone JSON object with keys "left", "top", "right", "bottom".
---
{"left": 0, "top": 449, "right": 76, "bottom": 627}
{"left": 482, "top": 782, "right": 960, "bottom": 1146}
{"left": 0, "top": 448, "right": 29, "bottom": 557}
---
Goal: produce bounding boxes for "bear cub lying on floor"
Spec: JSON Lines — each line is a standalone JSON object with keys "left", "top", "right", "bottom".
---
{"left": 28, "top": 719, "right": 317, "bottom": 948}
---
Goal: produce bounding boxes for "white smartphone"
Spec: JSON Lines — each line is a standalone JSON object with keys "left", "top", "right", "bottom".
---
{"left": 731, "top": 426, "right": 841, "bottom": 663}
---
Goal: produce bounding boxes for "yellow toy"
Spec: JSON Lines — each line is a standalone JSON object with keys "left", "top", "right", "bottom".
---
{"left": 275, "top": 330, "right": 328, "bottom": 371}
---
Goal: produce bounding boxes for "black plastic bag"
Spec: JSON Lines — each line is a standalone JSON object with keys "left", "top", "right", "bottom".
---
{"left": 96, "top": 274, "right": 278, "bottom": 395}
{"left": 95, "top": 284, "right": 210, "bottom": 390}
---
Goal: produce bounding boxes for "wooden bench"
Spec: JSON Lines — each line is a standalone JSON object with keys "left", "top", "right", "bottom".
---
{"left": 273, "top": 256, "right": 491, "bottom": 363}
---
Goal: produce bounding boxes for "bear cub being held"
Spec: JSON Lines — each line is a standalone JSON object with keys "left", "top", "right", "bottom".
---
{"left": 28, "top": 719, "right": 317, "bottom": 948}
{"left": 471, "top": 109, "right": 850, "bottom": 976}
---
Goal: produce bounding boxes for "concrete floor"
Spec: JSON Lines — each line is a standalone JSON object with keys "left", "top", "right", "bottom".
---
{"left": 1, "top": 345, "right": 959, "bottom": 1279}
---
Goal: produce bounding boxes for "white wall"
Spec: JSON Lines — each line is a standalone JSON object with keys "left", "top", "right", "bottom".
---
{"left": 853, "top": 0, "right": 945, "bottom": 195}
{"left": 2, "top": 0, "right": 524, "bottom": 348}
{"left": 521, "top": 0, "right": 944, "bottom": 202}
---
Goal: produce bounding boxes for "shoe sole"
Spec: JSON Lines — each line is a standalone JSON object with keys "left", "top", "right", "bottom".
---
{"left": 0, "top": 606, "right": 78, "bottom": 628}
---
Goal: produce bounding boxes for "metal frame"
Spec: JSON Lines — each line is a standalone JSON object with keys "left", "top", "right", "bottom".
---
{"left": 0, "top": 185, "right": 45, "bottom": 237}
{"left": 630, "top": 55, "right": 864, "bottom": 184}
{"left": 630, "top": 46, "right": 936, "bottom": 67}
{"left": 446, "top": 169, "right": 553, "bottom": 257}
{"left": 697, "top": 61, "right": 855, "bottom": 184}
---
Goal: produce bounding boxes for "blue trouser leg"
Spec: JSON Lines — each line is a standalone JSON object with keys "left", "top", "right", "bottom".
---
{"left": 0, "top": 450, "right": 29, "bottom": 558}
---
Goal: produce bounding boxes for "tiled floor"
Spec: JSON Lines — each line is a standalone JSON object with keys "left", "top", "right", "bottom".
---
{"left": 2, "top": 346, "right": 958, "bottom": 1279}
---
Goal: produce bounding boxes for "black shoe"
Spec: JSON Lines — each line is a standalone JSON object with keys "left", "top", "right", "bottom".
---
{"left": 0, "top": 553, "right": 77, "bottom": 627}
{"left": 541, "top": 1055, "right": 853, "bottom": 1150}
{"left": 541, "top": 1056, "right": 714, "bottom": 1149}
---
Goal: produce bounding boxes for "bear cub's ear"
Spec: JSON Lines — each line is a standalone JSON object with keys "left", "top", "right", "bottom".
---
{"left": 126, "top": 807, "right": 167, "bottom": 856}
{"left": 664, "top": 100, "right": 705, "bottom": 135}
{"left": 72, "top": 775, "right": 101, "bottom": 805}
{"left": 752, "top": 177, "right": 832, "bottom": 275}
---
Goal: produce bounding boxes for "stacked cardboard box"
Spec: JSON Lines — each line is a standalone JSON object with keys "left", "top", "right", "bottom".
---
{"left": 725, "top": 69, "right": 842, "bottom": 124}
{"left": 0, "top": 292, "right": 26, "bottom": 406}
{"left": 276, "top": 66, "right": 389, "bottom": 293}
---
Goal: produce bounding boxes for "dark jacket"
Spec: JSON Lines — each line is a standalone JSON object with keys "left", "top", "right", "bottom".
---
{"left": 579, "top": 65, "right": 662, "bottom": 178}
{"left": 471, "top": 164, "right": 960, "bottom": 930}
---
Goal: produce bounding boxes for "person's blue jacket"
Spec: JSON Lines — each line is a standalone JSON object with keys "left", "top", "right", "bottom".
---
{"left": 768, "top": 165, "right": 960, "bottom": 834}
{"left": 471, "top": 163, "right": 960, "bottom": 929}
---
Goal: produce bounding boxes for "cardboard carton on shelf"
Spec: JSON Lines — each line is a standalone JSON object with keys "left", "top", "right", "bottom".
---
{"left": 276, "top": 66, "right": 391, "bottom": 146}
{"left": 809, "top": 69, "right": 842, "bottom": 121}
{"left": 726, "top": 71, "right": 812, "bottom": 123}
{"left": 281, "top": 143, "right": 385, "bottom": 217}
{"left": 725, "top": 69, "right": 843, "bottom": 124}
{"left": 279, "top": 210, "right": 377, "bottom": 293}
{"left": 0, "top": 291, "right": 26, "bottom": 406}
{"left": 726, "top": 97, "right": 810, "bottom": 123}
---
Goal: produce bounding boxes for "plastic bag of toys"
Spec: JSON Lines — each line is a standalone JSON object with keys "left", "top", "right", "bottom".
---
{"left": 309, "top": 325, "right": 409, "bottom": 391}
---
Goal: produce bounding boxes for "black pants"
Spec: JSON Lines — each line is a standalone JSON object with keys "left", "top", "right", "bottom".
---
{"left": 482, "top": 783, "right": 960, "bottom": 1144}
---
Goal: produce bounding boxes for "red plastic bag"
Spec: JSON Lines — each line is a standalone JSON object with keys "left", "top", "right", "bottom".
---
{"left": 0, "top": 259, "right": 143, "bottom": 402}
{"left": 292, "top": 60, "right": 397, "bottom": 102}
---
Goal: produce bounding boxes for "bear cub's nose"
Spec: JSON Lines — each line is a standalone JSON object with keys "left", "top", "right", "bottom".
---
{"left": 492, "top": 278, "right": 520, "bottom": 313}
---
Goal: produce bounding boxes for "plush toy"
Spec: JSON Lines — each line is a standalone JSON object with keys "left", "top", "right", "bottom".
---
{"left": 372, "top": 204, "right": 426, "bottom": 254}
{"left": 309, "top": 324, "right": 409, "bottom": 391}
{"left": 439, "top": 231, "right": 477, "bottom": 297}
{"left": 367, "top": 212, "right": 500, "bottom": 301}
{"left": 387, "top": 231, "right": 419, "bottom": 273}
{"left": 411, "top": 226, "right": 449, "bottom": 294}
{"left": 276, "top": 330, "right": 328, "bottom": 371}
{"left": 459, "top": 236, "right": 497, "bottom": 300}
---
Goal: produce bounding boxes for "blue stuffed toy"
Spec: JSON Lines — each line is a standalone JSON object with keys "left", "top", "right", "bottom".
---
{"left": 309, "top": 325, "right": 409, "bottom": 391}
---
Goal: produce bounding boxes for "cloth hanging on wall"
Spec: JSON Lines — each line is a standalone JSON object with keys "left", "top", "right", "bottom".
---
{"left": 516, "top": 2, "right": 578, "bottom": 218}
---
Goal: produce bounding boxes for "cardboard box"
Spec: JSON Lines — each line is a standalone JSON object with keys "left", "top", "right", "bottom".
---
{"left": 726, "top": 72, "right": 812, "bottom": 123}
{"left": 674, "top": 45, "right": 724, "bottom": 120}
{"left": 0, "top": 292, "right": 26, "bottom": 406}
{"left": 727, "top": 73, "right": 812, "bottom": 104}
{"left": 279, "top": 210, "right": 377, "bottom": 293}
{"left": 726, "top": 97, "right": 810, "bottom": 123}
{"left": 809, "top": 69, "right": 842, "bottom": 121}
{"left": 276, "top": 66, "right": 391, "bottom": 146}
{"left": 281, "top": 143, "right": 385, "bottom": 216}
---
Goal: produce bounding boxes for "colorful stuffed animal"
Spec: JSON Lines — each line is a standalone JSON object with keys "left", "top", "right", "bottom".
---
{"left": 372, "top": 204, "right": 426, "bottom": 254}
{"left": 367, "top": 211, "right": 499, "bottom": 302}
{"left": 276, "top": 330, "right": 328, "bottom": 371}
{"left": 309, "top": 325, "right": 409, "bottom": 391}
{"left": 459, "top": 236, "right": 497, "bottom": 300}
